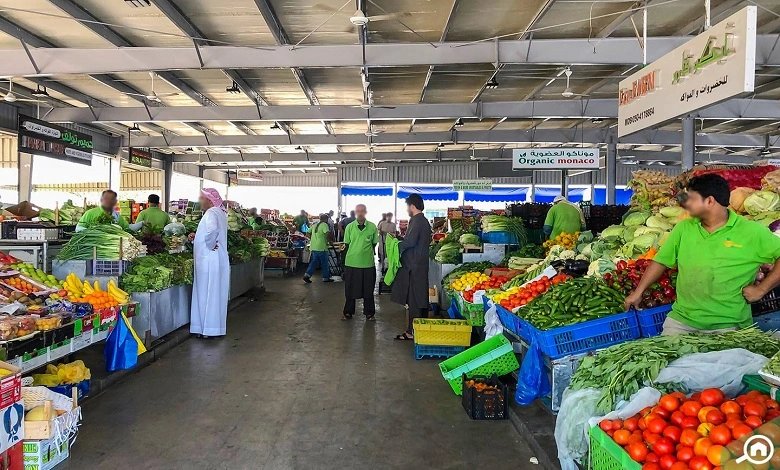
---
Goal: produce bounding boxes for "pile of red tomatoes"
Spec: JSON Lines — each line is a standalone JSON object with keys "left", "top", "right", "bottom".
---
{"left": 462, "top": 275, "right": 508, "bottom": 302}
{"left": 599, "top": 388, "right": 780, "bottom": 469}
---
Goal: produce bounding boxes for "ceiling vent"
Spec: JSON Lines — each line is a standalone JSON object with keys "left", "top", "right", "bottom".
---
{"left": 124, "top": 0, "right": 152, "bottom": 7}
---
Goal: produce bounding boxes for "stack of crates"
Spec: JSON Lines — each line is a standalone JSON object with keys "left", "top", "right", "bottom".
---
{"left": 411, "top": 319, "right": 471, "bottom": 360}
{"left": 117, "top": 200, "right": 134, "bottom": 224}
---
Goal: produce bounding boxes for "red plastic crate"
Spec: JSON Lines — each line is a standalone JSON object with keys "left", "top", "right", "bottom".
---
{"left": 0, "top": 361, "right": 21, "bottom": 412}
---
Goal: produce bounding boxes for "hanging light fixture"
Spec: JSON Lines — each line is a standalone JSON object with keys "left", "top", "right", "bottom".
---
{"left": 485, "top": 77, "right": 499, "bottom": 90}
{"left": 129, "top": 123, "right": 141, "bottom": 132}
{"left": 454, "top": 118, "right": 464, "bottom": 127}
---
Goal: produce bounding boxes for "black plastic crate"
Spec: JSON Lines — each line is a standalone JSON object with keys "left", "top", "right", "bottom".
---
{"left": 752, "top": 287, "right": 780, "bottom": 316}
{"left": 461, "top": 374, "right": 509, "bottom": 420}
{"left": 42, "top": 322, "right": 77, "bottom": 347}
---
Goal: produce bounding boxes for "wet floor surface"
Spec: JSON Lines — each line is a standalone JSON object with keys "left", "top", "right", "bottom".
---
{"left": 65, "top": 275, "right": 534, "bottom": 469}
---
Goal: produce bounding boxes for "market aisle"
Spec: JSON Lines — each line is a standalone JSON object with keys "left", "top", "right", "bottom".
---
{"left": 65, "top": 276, "right": 533, "bottom": 469}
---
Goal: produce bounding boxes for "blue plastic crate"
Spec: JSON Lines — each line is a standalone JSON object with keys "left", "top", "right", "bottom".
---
{"left": 495, "top": 304, "right": 528, "bottom": 339}
{"left": 414, "top": 344, "right": 466, "bottom": 360}
{"left": 525, "top": 311, "right": 641, "bottom": 359}
{"left": 481, "top": 231, "right": 518, "bottom": 245}
{"left": 636, "top": 305, "right": 672, "bottom": 337}
{"left": 448, "top": 295, "right": 464, "bottom": 319}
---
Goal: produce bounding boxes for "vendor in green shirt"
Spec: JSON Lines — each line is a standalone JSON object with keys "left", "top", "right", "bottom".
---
{"left": 543, "top": 195, "right": 586, "bottom": 240}
{"left": 341, "top": 204, "right": 379, "bottom": 321}
{"left": 135, "top": 194, "right": 170, "bottom": 233}
{"left": 626, "top": 174, "right": 780, "bottom": 335}
{"left": 76, "top": 189, "right": 132, "bottom": 232}
{"left": 293, "top": 210, "right": 309, "bottom": 233}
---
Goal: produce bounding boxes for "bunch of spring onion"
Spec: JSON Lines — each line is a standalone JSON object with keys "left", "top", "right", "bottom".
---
{"left": 481, "top": 215, "right": 528, "bottom": 246}
{"left": 57, "top": 224, "right": 146, "bottom": 261}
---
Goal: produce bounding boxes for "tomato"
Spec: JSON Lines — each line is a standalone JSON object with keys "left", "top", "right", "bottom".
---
{"left": 766, "top": 409, "right": 780, "bottom": 421}
{"left": 691, "top": 392, "right": 702, "bottom": 402}
{"left": 705, "top": 410, "right": 726, "bottom": 426}
{"left": 681, "top": 401, "right": 703, "bottom": 418}
{"left": 694, "top": 437, "right": 713, "bottom": 457}
{"left": 725, "top": 418, "right": 742, "bottom": 430}
{"left": 660, "top": 395, "right": 682, "bottom": 413}
{"left": 599, "top": 420, "right": 613, "bottom": 431}
{"left": 669, "top": 462, "right": 689, "bottom": 470}
{"left": 640, "top": 406, "right": 654, "bottom": 417}
{"left": 681, "top": 429, "right": 701, "bottom": 447}
{"left": 662, "top": 426, "right": 682, "bottom": 443}
{"left": 659, "top": 454, "right": 677, "bottom": 470}
{"left": 644, "top": 432, "right": 662, "bottom": 446}
{"left": 719, "top": 401, "right": 741, "bottom": 416}
{"left": 646, "top": 453, "right": 659, "bottom": 463}
{"left": 647, "top": 418, "right": 667, "bottom": 435}
{"left": 744, "top": 415, "right": 763, "bottom": 429}
{"left": 643, "top": 464, "right": 661, "bottom": 470}
{"left": 653, "top": 407, "right": 671, "bottom": 420}
{"left": 698, "top": 423, "right": 714, "bottom": 436}
{"left": 731, "top": 423, "right": 752, "bottom": 440}
{"left": 613, "top": 429, "right": 631, "bottom": 445}
{"left": 699, "top": 406, "right": 719, "bottom": 423}
{"left": 624, "top": 417, "right": 639, "bottom": 432}
{"left": 628, "top": 442, "right": 649, "bottom": 463}
{"left": 707, "top": 444, "right": 727, "bottom": 466}
{"left": 652, "top": 437, "right": 675, "bottom": 456}
{"left": 676, "top": 445, "right": 694, "bottom": 462}
{"left": 629, "top": 433, "right": 645, "bottom": 445}
{"left": 700, "top": 389, "right": 726, "bottom": 407}
{"left": 708, "top": 425, "right": 732, "bottom": 446}
{"left": 612, "top": 419, "right": 624, "bottom": 429}
{"left": 682, "top": 416, "right": 701, "bottom": 429}
{"left": 736, "top": 395, "right": 750, "bottom": 407}
{"left": 689, "top": 455, "right": 714, "bottom": 470}
{"left": 670, "top": 391, "right": 687, "bottom": 401}
{"left": 670, "top": 411, "right": 686, "bottom": 427}
{"left": 743, "top": 401, "right": 767, "bottom": 419}
{"left": 767, "top": 399, "right": 779, "bottom": 410}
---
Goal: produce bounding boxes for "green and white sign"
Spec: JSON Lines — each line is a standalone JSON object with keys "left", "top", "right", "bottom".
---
{"left": 452, "top": 179, "right": 492, "bottom": 191}
{"left": 128, "top": 147, "right": 152, "bottom": 168}
{"left": 512, "top": 148, "right": 599, "bottom": 169}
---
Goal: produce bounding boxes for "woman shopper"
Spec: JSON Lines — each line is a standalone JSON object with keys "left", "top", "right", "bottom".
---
{"left": 190, "top": 188, "right": 229, "bottom": 338}
{"left": 391, "top": 195, "right": 432, "bottom": 340}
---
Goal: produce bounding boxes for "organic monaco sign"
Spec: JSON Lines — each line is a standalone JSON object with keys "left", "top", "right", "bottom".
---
{"left": 512, "top": 148, "right": 599, "bottom": 170}
{"left": 617, "top": 6, "right": 757, "bottom": 137}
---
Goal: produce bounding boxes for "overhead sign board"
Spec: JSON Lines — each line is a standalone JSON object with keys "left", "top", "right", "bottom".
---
{"left": 128, "top": 147, "right": 152, "bottom": 168}
{"left": 512, "top": 148, "right": 600, "bottom": 170}
{"left": 618, "top": 6, "right": 757, "bottom": 137}
{"left": 452, "top": 179, "right": 492, "bottom": 191}
{"left": 18, "top": 114, "right": 93, "bottom": 164}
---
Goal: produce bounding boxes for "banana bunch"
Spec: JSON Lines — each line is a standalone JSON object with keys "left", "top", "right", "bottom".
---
{"left": 107, "top": 280, "right": 129, "bottom": 304}
{"left": 62, "top": 273, "right": 84, "bottom": 300}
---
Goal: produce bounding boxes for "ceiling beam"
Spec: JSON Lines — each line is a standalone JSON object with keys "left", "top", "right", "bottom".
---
{"left": 44, "top": 98, "right": 780, "bottom": 124}
{"left": 9, "top": 35, "right": 780, "bottom": 76}
{"left": 759, "top": 15, "right": 780, "bottom": 34}
{"left": 171, "top": 148, "right": 755, "bottom": 164}
{"left": 595, "top": 1, "right": 646, "bottom": 39}
{"left": 120, "top": 128, "right": 780, "bottom": 149}
{"left": 674, "top": 0, "right": 744, "bottom": 36}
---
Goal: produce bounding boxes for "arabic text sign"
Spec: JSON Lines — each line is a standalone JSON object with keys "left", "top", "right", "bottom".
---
{"left": 128, "top": 147, "right": 152, "bottom": 168}
{"left": 512, "top": 148, "right": 600, "bottom": 170}
{"left": 618, "top": 6, "right": 757, "bottom": 137}
{"left": 18, "top": 114, "right": 93, "bottom": 164}
{"left": 452, "top": 179, "right": 492, "bottom": 191}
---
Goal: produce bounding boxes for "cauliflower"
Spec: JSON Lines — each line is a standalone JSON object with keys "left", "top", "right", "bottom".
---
{"left": 559, "top": 250, "right": 576, "bottom": 260}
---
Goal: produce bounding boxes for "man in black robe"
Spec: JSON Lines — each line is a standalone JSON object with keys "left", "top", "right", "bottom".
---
{"left": 392, "top": 194, "right": 432, "bottom": 340}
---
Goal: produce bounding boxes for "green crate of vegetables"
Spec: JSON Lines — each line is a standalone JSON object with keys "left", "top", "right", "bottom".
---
{"left": 455, "top": 293, "right": 485, "bottom": 327}
{"left": 438, "top": 334, "right": 519, "bottom": 395}
{"left": 589, "top": 426, "right": 641, "bottom": 470}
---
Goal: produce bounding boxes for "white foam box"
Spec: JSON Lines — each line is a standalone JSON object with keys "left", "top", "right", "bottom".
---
{"left": 23, "top": 437, "right": 68, "bottom": 470}
{"left": 462, "top": 251, "right": 504, "bottom": 264}
{"left": 0, "top": 401, "right": 24, "bottom": 454}
{"left": 70, "top": 332, "right": 92, "bottom": 353}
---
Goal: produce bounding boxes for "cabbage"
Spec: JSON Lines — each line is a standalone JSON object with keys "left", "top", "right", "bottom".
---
{"left": 744, "top": 190, "right": 780, "bottom": 216}
{"left": 632, "top": 234, "right": 658, "bottom": 251}
{"left": 579, "top": 242, "right": 593, "bottom": 258}
{"left": 587, "top": 258, "right": 616, "bottom": 277}
{"left": 659, "top": 206, "right": 686, "bottom": 218}
{"left": 634, "top": 226, "right": 664, "bottom": 238}
{"left": 578, "top": 231, "right": 594, "bottom": 244}
{"left": 458, "top": 233, "right": 481, "bottom": 245}
{"left": 624, "top": 211, "right": 651, "bottom": 227}
{"left": 622, "top": 225, "right": 639, "bottom": 242}
{"left": 601, "top": 225, "right": 624, "bottom": 239}
{"left": 729, "top": 187, "right": 757, "bottom": 214}
{"left": 646, "top": 215, "right": 673, "bottom": 231}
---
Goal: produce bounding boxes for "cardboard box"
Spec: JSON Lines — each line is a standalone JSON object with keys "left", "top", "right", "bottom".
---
{"left": 23, "top": 437, "right": 68, "bottom": 470}
{"left": 0, "top": 402, "right": 24, "bottom": 454}
{"left": 70, "top": 332, "right": 91, "bottom": 353}
{"left": 0, "top": 442, "right": 22, "bottom": 470}
{"left": 20, "top": 348, "right": 48, "bottom": 374}
{"left": 46, "top": 340, "right": 71, "bottom": 362}
{"left": 0, "top": 361, "right": 21, "bottom": 411}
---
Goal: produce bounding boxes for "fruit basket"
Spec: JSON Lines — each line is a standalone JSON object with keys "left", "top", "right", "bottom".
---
{"left": 589, "top": 426, "right": 641, "bottom": 470}
{"left": 438, "top": 334, "right": 519, "bottom": 395}
{"left": 461, "top": 374, "right": 508, "bottom": 420}
{"left": 412, "top": 319, "right": 472, "bottom": 347}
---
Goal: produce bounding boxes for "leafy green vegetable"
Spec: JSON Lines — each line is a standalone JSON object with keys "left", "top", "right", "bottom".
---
{"left": 120, "top": 252, "right": 194, "bottom": 293}
{"left": 502, "top": 244, "right": 544, "bottom": 265}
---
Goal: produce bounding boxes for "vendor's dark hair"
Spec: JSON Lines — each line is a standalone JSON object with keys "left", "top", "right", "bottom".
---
{"left": 686, "top": 173, "right": 730, "bottom": 206}
{"left": 148, "top": 194, "right": 160, "bottom": 204}
{"left": 319, "top": 213, "right": 328, "bottom": 222}
{"left": 406, "top": 194, "right": 424, "bottom": 211}
{"left": 102, "top": 189, "right": 117, "bottom": 198}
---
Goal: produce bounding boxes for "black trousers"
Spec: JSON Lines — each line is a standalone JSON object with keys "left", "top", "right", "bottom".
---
{"left": 407, "top": 308, "right": 428, "bottom": 333}
{"left": 344, "top": 297, "right": 375, "bottom": 317}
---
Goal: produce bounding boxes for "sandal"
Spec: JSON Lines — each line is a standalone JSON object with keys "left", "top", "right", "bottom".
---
{"left": 394, "top": 332, "right": 414, "bottom": 341}
{"left": 341, "top": 313, "right": 353, "bottom": 321}
{"left": 365, "top": 314, "right": 376, "bottom": 322}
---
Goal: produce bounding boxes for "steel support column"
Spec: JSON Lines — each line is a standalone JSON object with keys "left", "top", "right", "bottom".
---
{"left": 561, "top": 170, "right": 569, "bottom": 198}
{"left": 682, "top": 116, "right": 696, "bottom": 170}
{"left": 18, "top": 152, "right": 33, "bottom": 202}
{"left": 606, "top": 140, "right": 617, "bottom": 204}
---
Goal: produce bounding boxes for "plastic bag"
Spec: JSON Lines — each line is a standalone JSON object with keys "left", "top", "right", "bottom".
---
{"left": 105, "top": 313, "right": 146, "bottom": 372}
{"left": 301, "top": 223, "right": 309, "bottom": 234}
{"left": 447, "top": 301, "right": 462, "bottom": 320}
{"left": 515, "top": 340, "right": 550, "bottom": 405}
{"left": 655, "top": 348, "right": 768, "bottom": 396}
{"left": 483, "top": 300, "right": 502, "bottom": 340}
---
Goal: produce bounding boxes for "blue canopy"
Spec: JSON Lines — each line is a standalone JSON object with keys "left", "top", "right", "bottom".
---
{"left": 464, "top": 187, "right": 528, "bottom": 202}
{"left": 533, "top": 187, "right": 586, "bottom": 203}
{"left": 592, "top": 188, "right": 633, "bottom": 205}
{"left": 397, "top": 186, "right": 459, "bottom": 201}
{"left": 341, "top": 185, "right": 393, "bottom": 197}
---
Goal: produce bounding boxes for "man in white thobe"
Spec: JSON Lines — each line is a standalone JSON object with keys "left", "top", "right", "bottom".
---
{"left": 190, "top": 188, "right": 229, "bottom": 338}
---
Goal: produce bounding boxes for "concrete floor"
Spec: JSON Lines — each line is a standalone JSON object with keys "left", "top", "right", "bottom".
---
{"left": 65, "top": 276, "right": 534, "bottom": 470}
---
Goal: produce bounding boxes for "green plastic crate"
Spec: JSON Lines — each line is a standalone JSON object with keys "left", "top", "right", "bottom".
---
{"left": 438, "top": 334, "right": 519, "bottom": 395}
{"left": 456, "top": 294, "right": 486, "bottom": 327}
{"left": 743, "top": 374, "right": 779, "bottom": 399}
{"left": 590, "top": 426, "right": 641, "bottom": 470}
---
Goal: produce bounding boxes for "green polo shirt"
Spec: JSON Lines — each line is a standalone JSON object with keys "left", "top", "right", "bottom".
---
{"left": 135, "top": 206, "right": 170, "bottom": 232}
{"left": 654, "top": 210, "right": 780, "bottom": 330}
{"left": 544, "top": 203, "right": 582, "bottom": 239}
{"left": 309, "top": 222, "right": 330, "bottom": 252}
{"left": 343, "top": 220, "right": 379, "bottom": 268}
{"left": 77, "top": 207, "right": 129, "bottom": 231}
